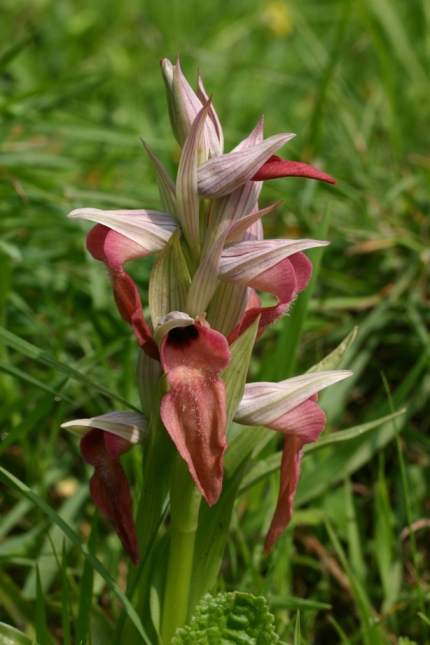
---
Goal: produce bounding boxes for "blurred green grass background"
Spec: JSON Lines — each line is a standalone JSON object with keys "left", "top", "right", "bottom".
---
{"left": 0, "top": 0, "right": 429, "bottom": 642}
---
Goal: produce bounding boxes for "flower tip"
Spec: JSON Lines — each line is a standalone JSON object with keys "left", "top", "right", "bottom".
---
{"left": 67, "top": 208, "right": 82, "bottom": 219}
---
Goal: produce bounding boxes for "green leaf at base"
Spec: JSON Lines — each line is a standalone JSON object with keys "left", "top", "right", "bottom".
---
{"left": 172, "top": 592, "right": 278, "bottom": 645}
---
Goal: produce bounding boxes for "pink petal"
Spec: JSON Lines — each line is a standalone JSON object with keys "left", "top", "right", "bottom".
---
{"left": 264, "top": 400, "right": 326, "bottom": 552}
{"left": 87, "top": 224, "right": 159, "bottom": 360}
{"left": 80, "top": 428, "right": 139, "bottom": 565}
{"left": 264, "top": 435, "right": 302, "bottom": 553}
{"left": 197, "top": 134, "right": 295, "bottom": 199}
{"left": 266, "top": 397, "right": 326, "bottom": 442}
{"left": 252, "top": 156, "right": 336, "bottom": 185}
{"left": 160, "top": 324, "right": 231, "bottom": 506}
{"left": 227, "top": 252, "right": 312, "bottom": 342}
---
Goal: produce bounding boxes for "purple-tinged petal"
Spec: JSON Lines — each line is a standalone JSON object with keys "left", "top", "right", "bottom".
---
{"left": 263, "top": 399, "right": 326, "bottom": 552}
{"left": 159, "top": 322, "right": 231, "bottom": 506}
{"left": 87, "top": 225, "right": 159, "bottom": 360}
{"left": 186, "top": 203, "right": 281, "bottom": 317}
{"left": 206, "top": 282, "right": 251, "bottom": 337}
{"left": 68, "top": 207, "right": 177, "bottom": 250}
{"left": 227, "top": 256, "right": 300, "bottom": 342}
{"left": 218, "top": 239, "right": 327, "bottom": 341}
{"left": 140, "top": 139, "right": 177, "bottom": 216}
{"left": 202, "top": 180, "right": 262, "bottom": 254}
{"left": 241, "top": 216, "right": 264, "bottom": 242}
{"left": 80, "top": 428, "right": 139, "bottom": 565}
{"left": 233, "top": 371, "right": 352, "bottom": 550}
{"left": 197, "top": 133, "right": 295, "bottom": 199}
{"left": 176, "top": 99, "right": 213, "bottom": 251}
{"left": 252, "top": 155, "right": 336, "bottom": 185}
{"left": 232, "top": 117, "right": 265, "bottom": 151}
{"left": 235, "top": 371, "right": 352, "bottom": 427}
{"left": 202, "top": 118, "right": 265, "bottom": 248}
{"left": 219, "top": 238, "right": 326, "bottom": 281}
{"left": 161, "top": 57, "right": 204, "bottom": 149}
{"left": 197, "top": 70, "right": 224, "bottom": 156}
{"left": 264, "top": 434, "right": 302, "bottom": 553}
{"left": 61, "top": 411, "right": 147, "bottom": 443}
{"left": 222, "top": 201, "right": 284, "bottom": 244}
{"left": 161, "top": 57, "right": 221, "bottom": 159}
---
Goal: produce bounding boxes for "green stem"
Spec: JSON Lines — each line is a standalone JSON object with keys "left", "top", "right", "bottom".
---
{"left": 160, "top": 455, "right": 202, "bottom": 643}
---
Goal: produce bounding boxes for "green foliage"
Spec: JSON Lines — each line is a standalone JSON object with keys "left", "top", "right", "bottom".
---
{"left": 172, "top": 592, "right": 278, "bottom": 645}
{"left": 0, "top": 622, "right": 39, "bottom": 645}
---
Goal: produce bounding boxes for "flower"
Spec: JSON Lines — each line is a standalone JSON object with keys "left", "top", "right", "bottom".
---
{"left": 234, "top": 371, "right": 352, "bottom": 550}
{"left": 66, "top": 56, "right": 342, "bottom": 555}
{"left": 155, "top": 313, "right": 231, "bottom": 505}
{"left": 61, "top": 412, "right": 147, "bottom": 565}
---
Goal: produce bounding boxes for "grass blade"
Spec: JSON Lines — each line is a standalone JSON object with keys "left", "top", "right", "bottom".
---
{"left": 75, "top": 513, "right": 98, "bottom": 645}
{"left": 0, "top": 466, "right": 153, "bottom": 645}
{"left": 0, "top": 326, "right": 139, "bottom": 411}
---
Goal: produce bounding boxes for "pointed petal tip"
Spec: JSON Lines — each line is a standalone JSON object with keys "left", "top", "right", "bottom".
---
{"left": 252, "top": 156, "right": 336, "bottom": 184}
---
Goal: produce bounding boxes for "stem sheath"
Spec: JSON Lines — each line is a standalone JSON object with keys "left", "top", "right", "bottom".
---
{"left": 160, "top": 455, "right": 201, "bottom": 643}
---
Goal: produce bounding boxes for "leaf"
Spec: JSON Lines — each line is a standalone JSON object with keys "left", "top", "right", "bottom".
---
{"left": 172, "top": 592, "right": 278, "bottom": 645}
{"left": 0, "top": 326, "right": 139, "bottom": 411}
{"left": 221, "top": 317, "right": 259, "bottom": 428}
{"left": 0, "top": 360, "right": 74, "bottom": 403}
{"left": 0, "top": 34, "right": 35, "bottom": 74}
{"left": 0, "top": 467, "right": 152, "bottom": 645}
{"left": 35, "top": 568, "right": 49, "bottom": 645}
{"left": 307, "top": 327, "right": 358, "bottom": 372}
{"left": 294, "top": 611, "right": 301, "bottom": 645}
{"left": 270, "top": 596, "right": 331, "bottom": 612}
{"left": 60, "top": 543, "right": 72, "bottom": 645}
{"left": 189, "top": 425, "right": 268, "bottom": 613}
{"left": 76, "top": 513, "right": 98, "bottom": 645}
{"left": 0, "top": 622, "right": 39, "bottom": 645}
{"left": 149, "top": 229, "right": 190, "bottom": 328}
{"left": 23, "top": 484, "right": 89, "bottom": 598}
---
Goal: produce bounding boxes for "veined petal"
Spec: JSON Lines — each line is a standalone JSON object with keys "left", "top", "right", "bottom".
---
{"left": 68, "top": 207, "right": 177, "bottom": 252}
{"left": 197, "top": 133, "right": 295, "bottom": 199}
{"left": 86, "top": 225, "right": 159, "bottom": 359}
{"left": 232, "top": 116, "right": 264, "bottom": 151}
{"left": 197, "top": 70, "right": 224, "bottom": 156}
{"left": 159, "top": 322, "right": 231, "bottom": 505}
{"left": 264, "top": 434, "right": 302, "bottom": 553}
{"left": 235, "top": 372, "right": 351, "bottom": 552}
{"left": 223, "top": 202, "right": 282, "bottom": 247}
{"left": 241, "top": 216, "right": 264, "bottom": 242}
{"left": 186, "top": 203, "right": 281, "bottom": 318}
{"left": 252, "top": 155, "right": 336, "bottom": 185}
{"left": 161, "top": 56, "right": 221, "bottom": 159}
{"left": 262, "top": 399, "right": 327, "bottom": 551}
{"left": 61, "top": 411, "right": 148, "bottom": 443}
{"left": 201, "top": 118, "right": 265, "bottom": 251}
{"left": 219, "top": 238, "right": 327, "bottom": 282}
{"left": 140, "top": 139, "right": 177, "bottom": 216}
{"left": 219, "top": 239, "right": 327, "bottom": 341}
{"left": 80, "top": 428, "right": 139, "bottom": 565}
{"left": 161, "top": 56, "right": 203, "bottom": 149}
{"left": 176, "top": 99, "right": 213, "bottom": 251}
{"left": 206, "top": 281, "right": 251, "bottom": 337}
{"left": 234, "top": 371, "right": 352, "bottom": 427}
{"left": 202, "top": 180, "right": 262, "bottom": 255}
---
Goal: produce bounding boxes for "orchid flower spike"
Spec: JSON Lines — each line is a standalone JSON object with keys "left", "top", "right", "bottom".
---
{"left": 61, "top": 412, "right": 148, "bottom": 565}
{"left": 65, "top": 56, "right": 341, "bottom": 559}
